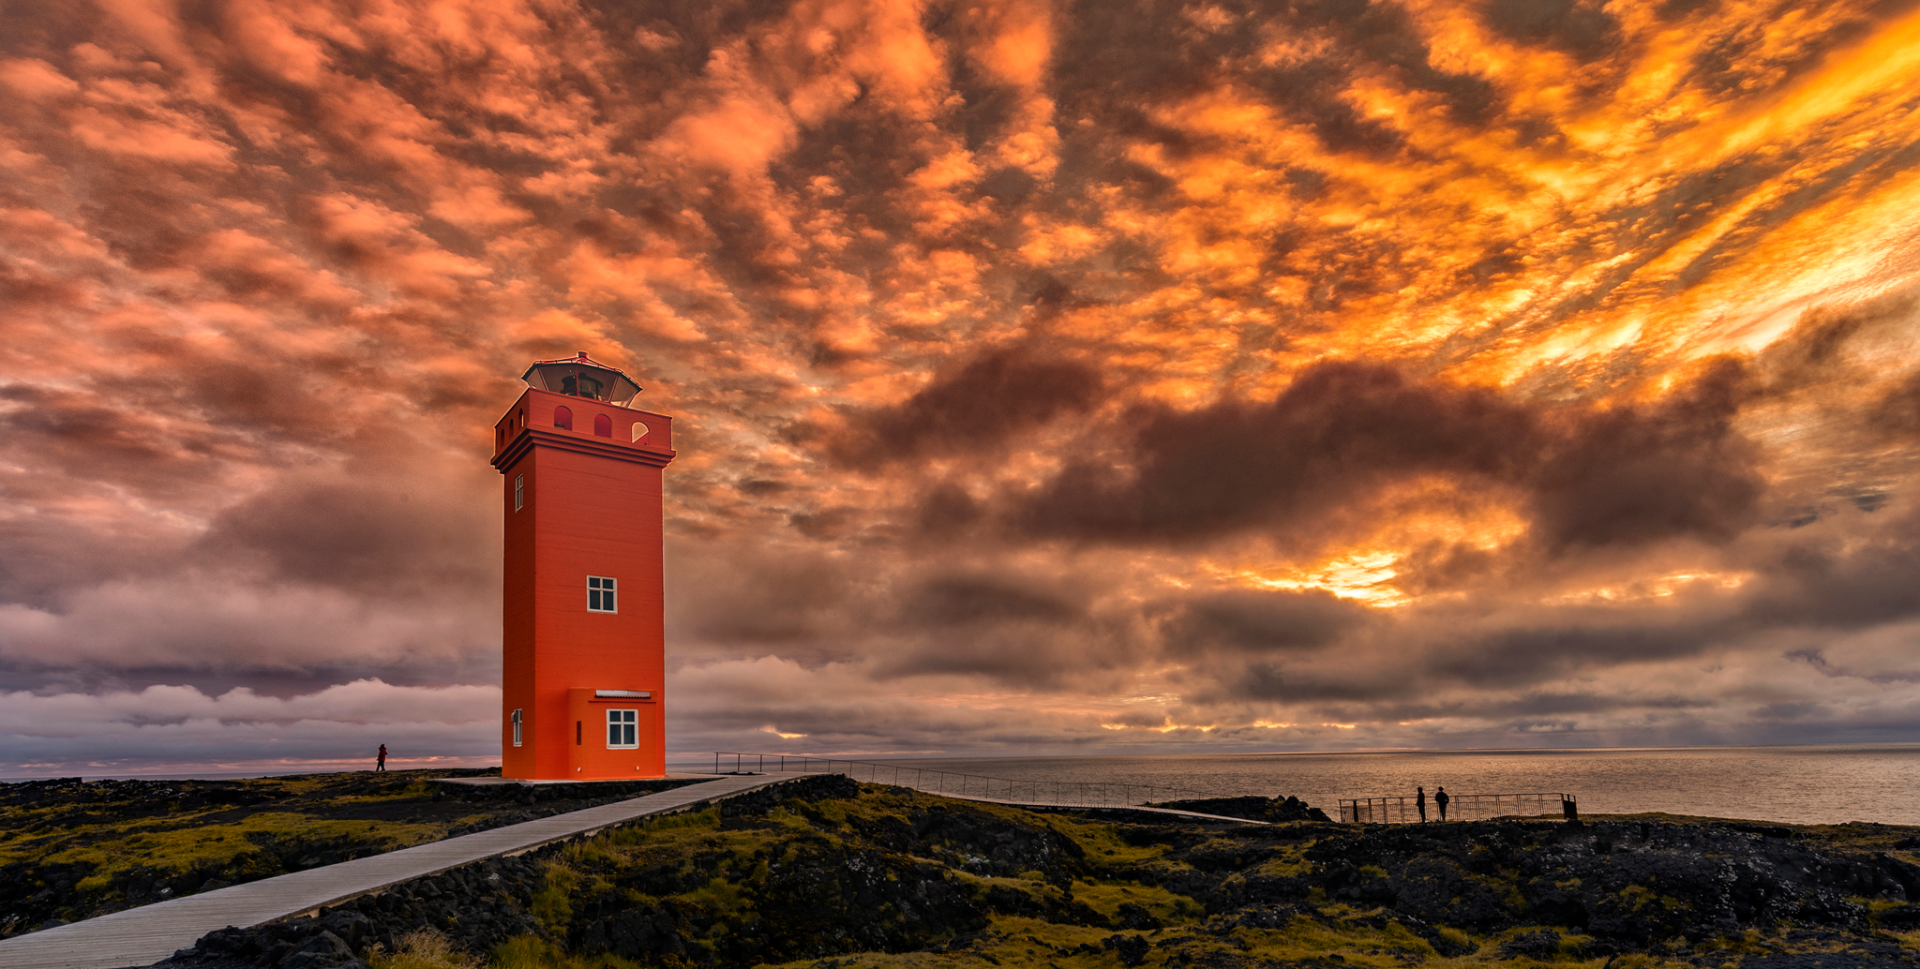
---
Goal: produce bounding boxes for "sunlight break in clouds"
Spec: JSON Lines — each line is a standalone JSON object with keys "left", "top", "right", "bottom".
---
{"left": 4, "top": 0, "right": 1920, "bottom": 773}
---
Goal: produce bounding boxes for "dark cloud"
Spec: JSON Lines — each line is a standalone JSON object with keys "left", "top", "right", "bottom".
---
{"left": 1527, "top": 359, "right": 1762, "bottom": 552}
{"left": 1000, "top": 358, "right": 1766, "bottom": 558}
{"left": 1008, "top": 360, "right": 1538, "bottom": 545}
{"left": 914, "top": 482, "right": 985, "bottom": 537}
{"left": 1223, "top": 662, "right": 1409, "bottom": 704}
{"left": 1426, "top": 621, "right": 1715, "bottom": 689}
{"left": 195, "top": 472, "right": 495, "bottom": 597}
{"left": 873, "top": 572, "right": 1128, "bottom": 685}
{"left": 1869, "top": 371, "right": 1920, "bottom": 438}
{"left": 1156, "top": 588, "right": 1370, "bottom": 655}
{"left": 664, "top": 542, "right": 868, "bottom": 650}
{"left": 825, "top": 346, "right": 1104, "bottom": 469}
{"left": 1749, "top": 506, "right": 1920, "bottom": 630}
{"left": 897, "top": 575, "right": 1084, "bottom": 628}
{"left": 1482, "top": 0, "right": 1621, "bottom": 61}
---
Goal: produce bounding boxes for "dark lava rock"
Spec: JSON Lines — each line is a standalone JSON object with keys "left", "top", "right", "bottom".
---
{"left": 157, "top": 918, "right": 377, "bottom": 969}
{"left": 1388, "top": 855, "right": 1508, "bottom": 927}
{"left": 1394, "top": 914, "right": 1477, "bottom": 957}
{"left": 277, "top": 931, "right": 364, "bottom": 969}
{"left": 1116, "top": 901, "right": 1163, "bottom": 930}
{"left": 1103, "top": 932, "right": 1152, "bottom": 966}
{"left": 906, "top": 803, "right": 1086, "bottom": 880}
{"left": 983, "top": 884, "right": 1043, "bottom": 916}
{"left": 1742, "top": 945, "right": 1920, "bottom": 968}
{"left": 572, "top": 902, "right": 685, "bottom": 961}
{"left": 1241, "top": 818, "right": 1907, "bottom": 945}
{"left": 1498, "top": 929, "right": 1561, "bottom": 959}
{"left": 1877, "top": 903, "right": 1920, "bottom": 929}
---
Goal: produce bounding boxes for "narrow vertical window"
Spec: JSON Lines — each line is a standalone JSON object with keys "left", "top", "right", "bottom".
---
{"left": 514, "top": 474, "right": 525, "bottom": 511}
{"left": 593, "top": 413, "right": 612, "bottom": 437}
{"left": 607, "top": 709, "right": 638, "bottom": 748}
{"left": 510, "top": 708, "right": 523, "bottom": 747}
{"left": 631, "top": 422, "right": 649, "bottom": 444}
{"left": 554, "top": 405, "right": 573, "bottom": 430}
{"left": 587, "top": 576, "right": 617, "bottom": 613}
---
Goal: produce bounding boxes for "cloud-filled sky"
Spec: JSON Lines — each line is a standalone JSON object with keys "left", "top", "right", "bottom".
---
{"left": 5, "top": 0, "right": 1920, "bottom": 774}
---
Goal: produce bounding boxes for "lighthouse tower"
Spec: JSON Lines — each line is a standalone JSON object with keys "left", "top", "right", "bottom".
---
{"left": 491, "top": 352, "right": 675, "bottom": 780}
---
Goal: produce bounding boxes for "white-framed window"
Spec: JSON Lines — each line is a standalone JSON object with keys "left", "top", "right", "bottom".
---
{"left": 588, "top": 576, "right": 617, "bottom": 613}
{"left": 510, "top": 708, "right": 523, "bottom": 747}
{"left": 606, "top": 708, "right": 638, "bottom": 748}
{"left": 514, "top": 474, "right": 525, "bottom": 511}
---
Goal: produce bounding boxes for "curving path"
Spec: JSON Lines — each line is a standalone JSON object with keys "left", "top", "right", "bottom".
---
{"left": 0, "top": 773, "right": 817, "bottom": 969}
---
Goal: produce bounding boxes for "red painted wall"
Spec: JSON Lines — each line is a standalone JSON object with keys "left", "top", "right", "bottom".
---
{"left": 492, "top": 388, "right": 675, "bottom": 780}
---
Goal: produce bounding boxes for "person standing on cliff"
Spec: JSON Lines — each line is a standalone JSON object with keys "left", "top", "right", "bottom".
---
{"left": 1434, "top": 786, "right": 1449, "bottom": 821}
{"left": 376, "top": 744, "right": 387, "bottom": 772}
{"left": 1416, "top": 786, "right": 1427, "bottom": 822}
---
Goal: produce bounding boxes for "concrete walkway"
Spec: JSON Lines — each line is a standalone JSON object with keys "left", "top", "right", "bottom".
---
{"left": 0, "top": 773, "right": 815, "bottom": 969}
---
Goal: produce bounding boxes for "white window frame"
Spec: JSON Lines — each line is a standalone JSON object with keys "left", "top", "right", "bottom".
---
{"left": 510, "top": 708, "right": 523, "bottom": 747}
{"left": 513, "top": 474, "right": 525, "bottom": 511}
{"left": 588, "top": 575, "right": 617, "bottom": 613}
{"left": 606, "top": 708, "right": 638, "bottom": 749}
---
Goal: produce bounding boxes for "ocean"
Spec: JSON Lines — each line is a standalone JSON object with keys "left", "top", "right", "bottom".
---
{"left": 698, "top": 744, "right": 1920, "bottom": 827}
{"left": 17, "top": 743, "right": 1916, "bottom": 827}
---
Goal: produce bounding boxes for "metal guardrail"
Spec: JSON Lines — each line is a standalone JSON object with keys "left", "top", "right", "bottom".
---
{"left": 1339, "top": 792, "right": 1576, "bottom": 824}
{"left": 710, "top": 751, "right": 1217, "bottom": 808}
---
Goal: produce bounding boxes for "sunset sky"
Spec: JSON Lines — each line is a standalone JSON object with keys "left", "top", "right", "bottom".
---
{"left": 5, "top": 0, "right": 1920, "bottom": 774}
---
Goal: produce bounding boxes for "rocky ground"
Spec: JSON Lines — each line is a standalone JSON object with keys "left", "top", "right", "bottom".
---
{"left": 0, "top": 769, "right": 702, "bottom": 937}
{"left": 142, "top": 775, "right": 1920, "bottom": 969}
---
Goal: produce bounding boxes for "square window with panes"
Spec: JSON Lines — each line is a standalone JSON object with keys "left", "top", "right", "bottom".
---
{"left": 606, "top": 709, "right": 637, "bottom": 748}
{"left": 587, "top": 576, "right": 617, "bottom": 613}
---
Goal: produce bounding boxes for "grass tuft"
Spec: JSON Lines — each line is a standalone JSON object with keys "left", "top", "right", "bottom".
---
{"left": 367, "top": 928, "right": 482, "bottom": 969}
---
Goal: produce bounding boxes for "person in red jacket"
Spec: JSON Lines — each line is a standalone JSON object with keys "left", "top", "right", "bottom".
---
{"left": 376, "top": 744, "right": 388, "bottom": 772}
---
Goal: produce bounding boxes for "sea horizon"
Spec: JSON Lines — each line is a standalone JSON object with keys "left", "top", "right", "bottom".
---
{"left": 7, "top": 740, "right": 1919, "bottom": 827}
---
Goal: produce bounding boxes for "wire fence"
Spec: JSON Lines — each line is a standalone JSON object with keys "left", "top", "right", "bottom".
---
{"left": 712, "top": 752, "right": 1577, "bottom": 822}
{"left": 710, "top": 751, "right": 1218, "bottom": 808}
{"left": 1339, "top": 792, "right": 1575, "bottom": 824}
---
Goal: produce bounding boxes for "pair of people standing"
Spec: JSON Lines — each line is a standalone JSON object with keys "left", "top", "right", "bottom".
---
{"left": 1415, "top": 785, "right": 1449, "bottom": 821}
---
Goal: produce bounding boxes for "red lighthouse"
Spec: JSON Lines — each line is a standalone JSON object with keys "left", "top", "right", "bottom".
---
{"left": 490, "top": 352, "right": 675, "bottom": 779}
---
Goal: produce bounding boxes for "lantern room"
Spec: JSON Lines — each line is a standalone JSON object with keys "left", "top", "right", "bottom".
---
{"left": 491, "top": 351, "right": 676, "bottom": 780}
{"left": 521, "top": 351, "right": 642, "bottom": 405}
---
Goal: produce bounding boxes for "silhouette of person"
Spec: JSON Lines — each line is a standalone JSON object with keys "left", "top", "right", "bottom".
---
{"left": 1435, "top": 786, "right": 1449, "bottom": 821}
{"left": 376, "top": 744, "right": 387, "bottom": 772}
{"left": 1416, "top": 786, "right": 1427, "bottom": 822}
